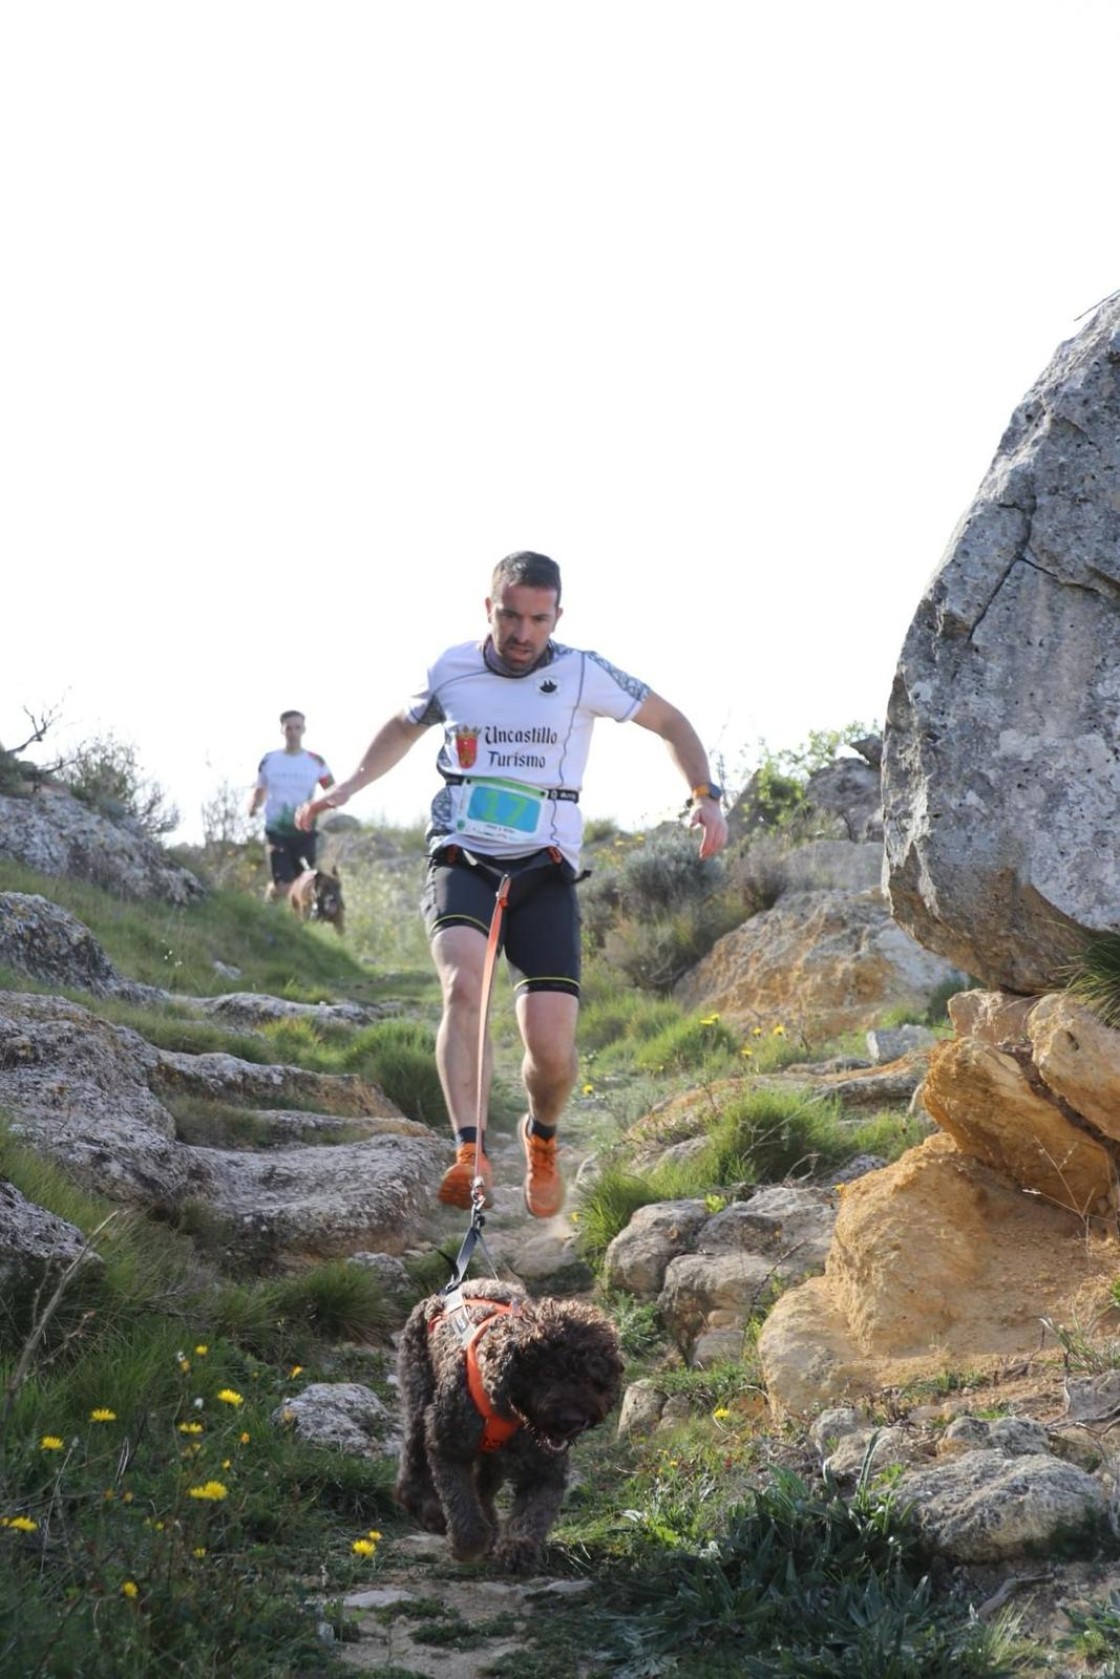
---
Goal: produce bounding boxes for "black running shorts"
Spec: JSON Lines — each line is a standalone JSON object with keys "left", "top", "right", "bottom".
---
{"left": 420, "top": 847, "right": 581, "bottom": 997}
{"left": 266, "top": 829, "right": 317, "bottom": 886}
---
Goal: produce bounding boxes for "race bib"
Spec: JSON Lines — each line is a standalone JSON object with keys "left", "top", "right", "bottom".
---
{"left": 452, "top": 778, "right": 545, "bottom": 846}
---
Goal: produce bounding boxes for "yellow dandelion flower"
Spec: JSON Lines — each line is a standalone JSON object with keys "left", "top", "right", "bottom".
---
{"left": 188, "top": 1481, "right": 228, "bottom": 1502}
{"left": 367, "top": 1529, "right": 382, "bottom": 1541}
{"left": 178, "top": 1422, "right": 204, "bottom": 1435}
{"left": 712, "top": 1407, "right": 731, "bottom": 1421}
{"left": 752, "top": 1027, "right": 762, "bottom": 1037}
{"left": 177, "top": 1356, "right": 191, "bottom": 1373}
{"left": 740, "top": 1047, "right": 753, "bottom": 1058}
{"left": 194, "top": 1344, "right": 208, "bottom": 1356}
{"left": 772, "top": 1023, "right": 786, "bottom": 1036}
{"left": 90, "top": 1408, "right": 117, "bottom": 1423}
{"left": 221, "top": 1459, "right": 231, "bottom": 1470}
{"left": 5, "top": 1515, "right": 38, "bottom": 1532}
{"left": 289, "top": 1366, "right": 303, "bottom": 1379}
{"left": 193, "top": 1546, "right": 207, "bottom": 1559}
{"left": 582, "top": 1083, "right": 595, "bottom": 1095}
{"left": 239, "top": 1432, "right": 251, "bottom": 1445}
{"left": 351, "top": 1538, "right": 377, "bottom": 1556}
{"left": 216, "top": 1389, "right": 243, "bottom": 1407}
{"left": 121, "top": 1580, "right": 139, "bottom": 1599}
{"left": 40, "top": 1436, "right": 64, "bottom": 1451}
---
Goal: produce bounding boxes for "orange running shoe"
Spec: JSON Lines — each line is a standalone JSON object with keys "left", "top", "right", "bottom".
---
{"left": 438, "top": 1143, "right": 493, "bottom": 1209}
{"left": 519, "top": 1116, "right": 565, "bottom": 1218}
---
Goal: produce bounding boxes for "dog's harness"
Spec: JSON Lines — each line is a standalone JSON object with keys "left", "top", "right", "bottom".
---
{"left": 430, "top": 1292, "right": 523, "bottom": 1452}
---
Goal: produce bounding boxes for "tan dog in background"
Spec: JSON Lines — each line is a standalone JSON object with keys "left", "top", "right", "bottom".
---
{"left": 287, "top": 866, "right": 345, "bottom": 935}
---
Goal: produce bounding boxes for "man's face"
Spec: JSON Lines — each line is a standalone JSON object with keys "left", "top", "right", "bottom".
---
{"left": 485, "top": 583, "right": 561, "bottom": 672}
{"left": 282, "top": 715, "right": 306, "bottom": 750}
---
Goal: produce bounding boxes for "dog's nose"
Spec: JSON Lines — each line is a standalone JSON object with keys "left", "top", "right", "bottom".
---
{"left": 551, "top": 1407, "right": 589, "bottom": 1438}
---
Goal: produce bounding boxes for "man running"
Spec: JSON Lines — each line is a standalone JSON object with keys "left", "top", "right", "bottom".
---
{"left": 296, "top": 553, "right": 727, "bottom": 1217}
{"left": 250, "top": 710, "right": 335, "bottom": 900}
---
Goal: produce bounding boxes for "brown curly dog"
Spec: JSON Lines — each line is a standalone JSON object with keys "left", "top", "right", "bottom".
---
{"left": 395, "top": 1279, "right": 623, "bottom": 1573}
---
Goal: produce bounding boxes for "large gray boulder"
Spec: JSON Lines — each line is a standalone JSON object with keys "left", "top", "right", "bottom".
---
{"left": 0, "top": 893, "right": 163, "bottom": 1001}
{"left": 803, "top": 752, "right": 882, "bottom": 843}
{"left": 883, "top": 296, "right": 1120, "bottom": 991}
{"left": 0, "top": 1179, "right": 102, "bottom": 1294}
{"left": 0, "top": 785, "right": 205, "bottom": 905}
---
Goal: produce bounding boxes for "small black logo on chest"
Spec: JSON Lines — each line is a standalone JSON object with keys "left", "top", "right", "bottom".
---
{"left": 539, "top": 680, "right": 558, "bottom": 694}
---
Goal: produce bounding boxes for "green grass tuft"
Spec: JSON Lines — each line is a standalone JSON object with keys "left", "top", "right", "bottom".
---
{"left": 1064, "top": 932, "right": 1120, "bottom": 1029}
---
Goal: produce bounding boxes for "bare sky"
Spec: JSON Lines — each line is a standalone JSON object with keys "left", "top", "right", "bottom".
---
{"left": 4, "top": 2, "right": 1116, "bottom": 841}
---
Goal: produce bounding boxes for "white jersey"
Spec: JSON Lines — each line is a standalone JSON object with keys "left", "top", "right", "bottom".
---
{"left": 255, "top": 749, "right": 333, "bottom": 834}
{"left": 405, "top": 640, "right": 650, "bottom": 866}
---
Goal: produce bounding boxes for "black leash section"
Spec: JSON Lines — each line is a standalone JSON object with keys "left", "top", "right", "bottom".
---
{"left": 440, "top": 1205, "right": 498, "bottom": 1297}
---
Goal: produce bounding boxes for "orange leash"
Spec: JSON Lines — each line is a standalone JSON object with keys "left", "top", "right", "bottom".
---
{"left": 472, "top": 872, "right": 511, "bottom": 1208}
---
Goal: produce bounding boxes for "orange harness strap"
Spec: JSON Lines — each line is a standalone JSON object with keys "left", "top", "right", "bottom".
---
{"left": 465, "top": 1309, "right": 521, "bottom": 1451}
{"left": 431, "top": 1298, "right": 521, "bottom": 1453}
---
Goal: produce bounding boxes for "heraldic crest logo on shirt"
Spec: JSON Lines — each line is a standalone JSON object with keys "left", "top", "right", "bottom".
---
{"left": 455, "top": 727, "right": 480, "bottom": 769}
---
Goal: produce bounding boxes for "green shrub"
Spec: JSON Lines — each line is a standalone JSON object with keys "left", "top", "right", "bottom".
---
{"left": 581, "top": 829, "right": 726, "bottom": 949}
{"left": 214, "top": 1266, "right": 396, "bottom": 1358}
{"left": 273, "top": 1260, "right": 394, "bottom": 1344}
{"left": 582, "top": 815, "right": 620, "bottom": 845}
{"left": 601, "top": 1292, "right": 666, "bottom": 1360}
{"left": 99, "top": 1003, "right": 275, "bottom": 1061}
{"left": 703, "top": 1086, "right": 846, "bottom": 1184}
{"left": 734, "top": 723, "right": 879, "bottom": 833}
{"left": 1063, "top": 933, "right": 1120, "bottom": 1028}
{"left": 725, "top": 831, "right": 794, "bottom": 916}
{"left": 59, "top": 732, "right": 180, "bottom": 837}
{"left": 574, "top": 1165, "right": 662, "bottom": 1269}
{"left": 164, "top": 1096, "right": 275, "bottom": 1149}
{"left": 342, "top": 1019, "right": 448, "bottom": 1130}
{"left": 578, "top": 989, "right": 683, "bottom": 1055}
{"left": 601, "top": 900, "right": 743, "bottom": 993}
{"left": 610, "top": 1468, "right": 1015, "bottom": 1676}
{"left": 575, "top": 1088, "right": 922, "bottom": 1272}
{"left": 0, "top": 745, "right": 46, "bottom": 796}
{"left": 632, "top": 1013, "right": 742, "bottom": 1076}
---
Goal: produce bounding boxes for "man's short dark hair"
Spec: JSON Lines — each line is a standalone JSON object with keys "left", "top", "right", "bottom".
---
{"left": 280, "top": 710, "right": 306, "bottom": 726}
{"left": 491, "top": 551, "right": 562, "bottom": 604}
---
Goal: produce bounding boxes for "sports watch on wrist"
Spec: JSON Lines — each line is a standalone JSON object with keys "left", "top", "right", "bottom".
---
{"left": 689, "top": 782, "right": 723, "bottom": 805}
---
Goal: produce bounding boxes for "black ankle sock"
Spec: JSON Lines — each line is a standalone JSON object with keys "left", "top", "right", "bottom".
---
{"left": 526, "top": 1117, "right": 557, "bottom": 1141}
{"left": 455, "top": 1128, "right": 479, "bottom": 1147}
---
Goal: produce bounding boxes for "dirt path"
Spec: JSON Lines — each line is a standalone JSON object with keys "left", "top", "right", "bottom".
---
{"left": 337, "top": 1534, "right": 596, "bottom": 1677}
